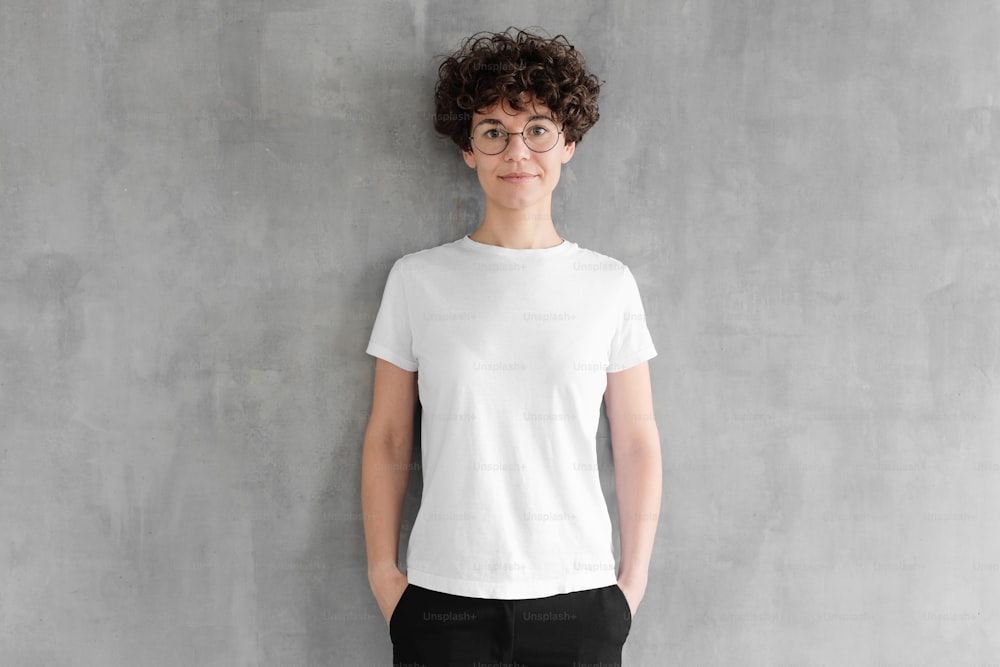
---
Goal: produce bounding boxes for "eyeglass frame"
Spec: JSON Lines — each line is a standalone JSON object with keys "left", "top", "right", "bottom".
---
{"left": 467, "top": 116, "right": 565, "bottom": 155}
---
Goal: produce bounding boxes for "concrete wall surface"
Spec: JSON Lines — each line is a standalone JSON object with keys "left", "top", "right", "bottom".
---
{"left": 1, "top": 1, "right": 998, "bottom": 665}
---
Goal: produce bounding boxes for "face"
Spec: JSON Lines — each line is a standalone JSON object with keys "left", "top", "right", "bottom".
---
{"left": 462, "top": 98, "right": 576, "bottom": 216}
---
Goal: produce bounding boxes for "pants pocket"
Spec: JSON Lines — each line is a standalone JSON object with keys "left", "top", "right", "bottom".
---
{"left": 388, "top": 583, "right": 414, "bottom": 642}
{"left": 611, "top": 584, "right": 633, "bottom": 637}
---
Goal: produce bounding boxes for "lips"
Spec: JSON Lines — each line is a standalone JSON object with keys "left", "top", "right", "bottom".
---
{"left": 499, "top": 172, "right": 537, "bottom": 183}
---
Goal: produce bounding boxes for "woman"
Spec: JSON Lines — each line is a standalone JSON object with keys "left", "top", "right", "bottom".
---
{"left": 362, "top": 28, "right": 661, "bottom": 666}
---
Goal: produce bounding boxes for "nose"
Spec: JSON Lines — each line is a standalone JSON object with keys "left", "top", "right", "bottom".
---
{"left": 503, "top": 131, "right": 532, "bottom": 160}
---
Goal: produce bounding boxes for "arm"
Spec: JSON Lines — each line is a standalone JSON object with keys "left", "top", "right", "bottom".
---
{"left": 605, "top": 361, "right": 662, "bottom": 616}
{"left": 361, "top": 358, "right": 419, "bottom": 623}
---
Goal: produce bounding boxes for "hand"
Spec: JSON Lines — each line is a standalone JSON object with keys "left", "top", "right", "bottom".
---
{"left": 616, "top": 574, "right": 647, "bottom": 617}
{"left": 369, "top": 567, "right": 408, "bottom": 624}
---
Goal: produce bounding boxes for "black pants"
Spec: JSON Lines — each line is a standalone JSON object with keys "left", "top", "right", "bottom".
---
{"left": 390, "top": 583, "right": 632, "bottom": 667}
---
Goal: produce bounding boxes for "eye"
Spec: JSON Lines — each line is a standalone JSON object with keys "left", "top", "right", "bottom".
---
{"left": 483, "top": 128, "right": 505, "bottom": 139}
{"left": 526, "top": 124, "right": 549, "bottom": 136}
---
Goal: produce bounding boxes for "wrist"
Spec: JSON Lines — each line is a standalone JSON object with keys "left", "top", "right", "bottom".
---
{"left": 616, "top": 567, "right": 649, "bottom": 588}
{"left": 367, "top": 562, "right": 402, "bottom": 581}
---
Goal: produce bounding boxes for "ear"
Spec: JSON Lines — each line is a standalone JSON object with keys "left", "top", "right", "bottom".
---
{"left": 560, "top": 140, "right": 576, "bottom": 164}
{"left": 462, "top": 147, "right": 477, "bottom": 169}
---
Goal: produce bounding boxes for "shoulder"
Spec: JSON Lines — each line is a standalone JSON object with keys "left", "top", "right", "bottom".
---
{"left": 389, "top": 238, "right": 466, "bottom": 272}
{"left": 565, "top": 244, "right": 636, "bottom": 285}
{"left": 569, "top": 244, "right": 628, "bottom": 270}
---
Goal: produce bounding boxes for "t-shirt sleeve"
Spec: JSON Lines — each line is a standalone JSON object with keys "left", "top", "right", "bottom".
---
{"left": 607, "top": 265, "right": 658, "bottom": 372}
{"left": 366, "top": 259, "right": 418, "bottom": 372}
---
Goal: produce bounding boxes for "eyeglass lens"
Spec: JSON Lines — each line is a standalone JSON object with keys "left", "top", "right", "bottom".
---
{"left": 471, "top": 119, "right": 560, "bottom": 155}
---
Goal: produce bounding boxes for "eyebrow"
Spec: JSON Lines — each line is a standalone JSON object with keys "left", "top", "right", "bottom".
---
{"left": 474, "top": 114, "right": 554, "bottom": 128}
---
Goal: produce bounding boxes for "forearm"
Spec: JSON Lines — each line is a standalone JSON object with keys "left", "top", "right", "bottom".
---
{"left": 361, "top": 430, "right": 413, "bottom": 577}
{"left": 612, "top": 433, "right": 662, "bottom": 581}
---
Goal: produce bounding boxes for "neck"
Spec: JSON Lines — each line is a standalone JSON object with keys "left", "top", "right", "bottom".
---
{"left": 470, "top": 200, "right": 562, "bottom": 249}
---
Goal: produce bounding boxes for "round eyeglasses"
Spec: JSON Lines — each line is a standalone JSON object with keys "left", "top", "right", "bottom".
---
{"left": 470, "top": 118, "right": 563, "bottom": 155}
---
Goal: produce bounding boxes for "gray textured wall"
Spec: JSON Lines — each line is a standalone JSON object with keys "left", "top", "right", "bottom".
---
{"left": 1, "top": 1, "right": 998, "bottom": 665}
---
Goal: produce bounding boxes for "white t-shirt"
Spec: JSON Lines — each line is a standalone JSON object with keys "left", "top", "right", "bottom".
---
{"left": 366, "top": 235, "right": 657, "bottom": 599}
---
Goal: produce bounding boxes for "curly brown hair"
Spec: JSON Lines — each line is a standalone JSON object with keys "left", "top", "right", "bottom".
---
{"left": 434, "top": 28, "right": 602, "bottom": 152}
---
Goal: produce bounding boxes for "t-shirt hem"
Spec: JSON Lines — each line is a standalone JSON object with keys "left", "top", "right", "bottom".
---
{"left": 608, "top": 347, "right": 658, "bottom": 373}
{"left": 365, "top": 343, "right": 417, "bottom": 372}
{"left": 404, "top": 568, "right": 619, "bottom": 600}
